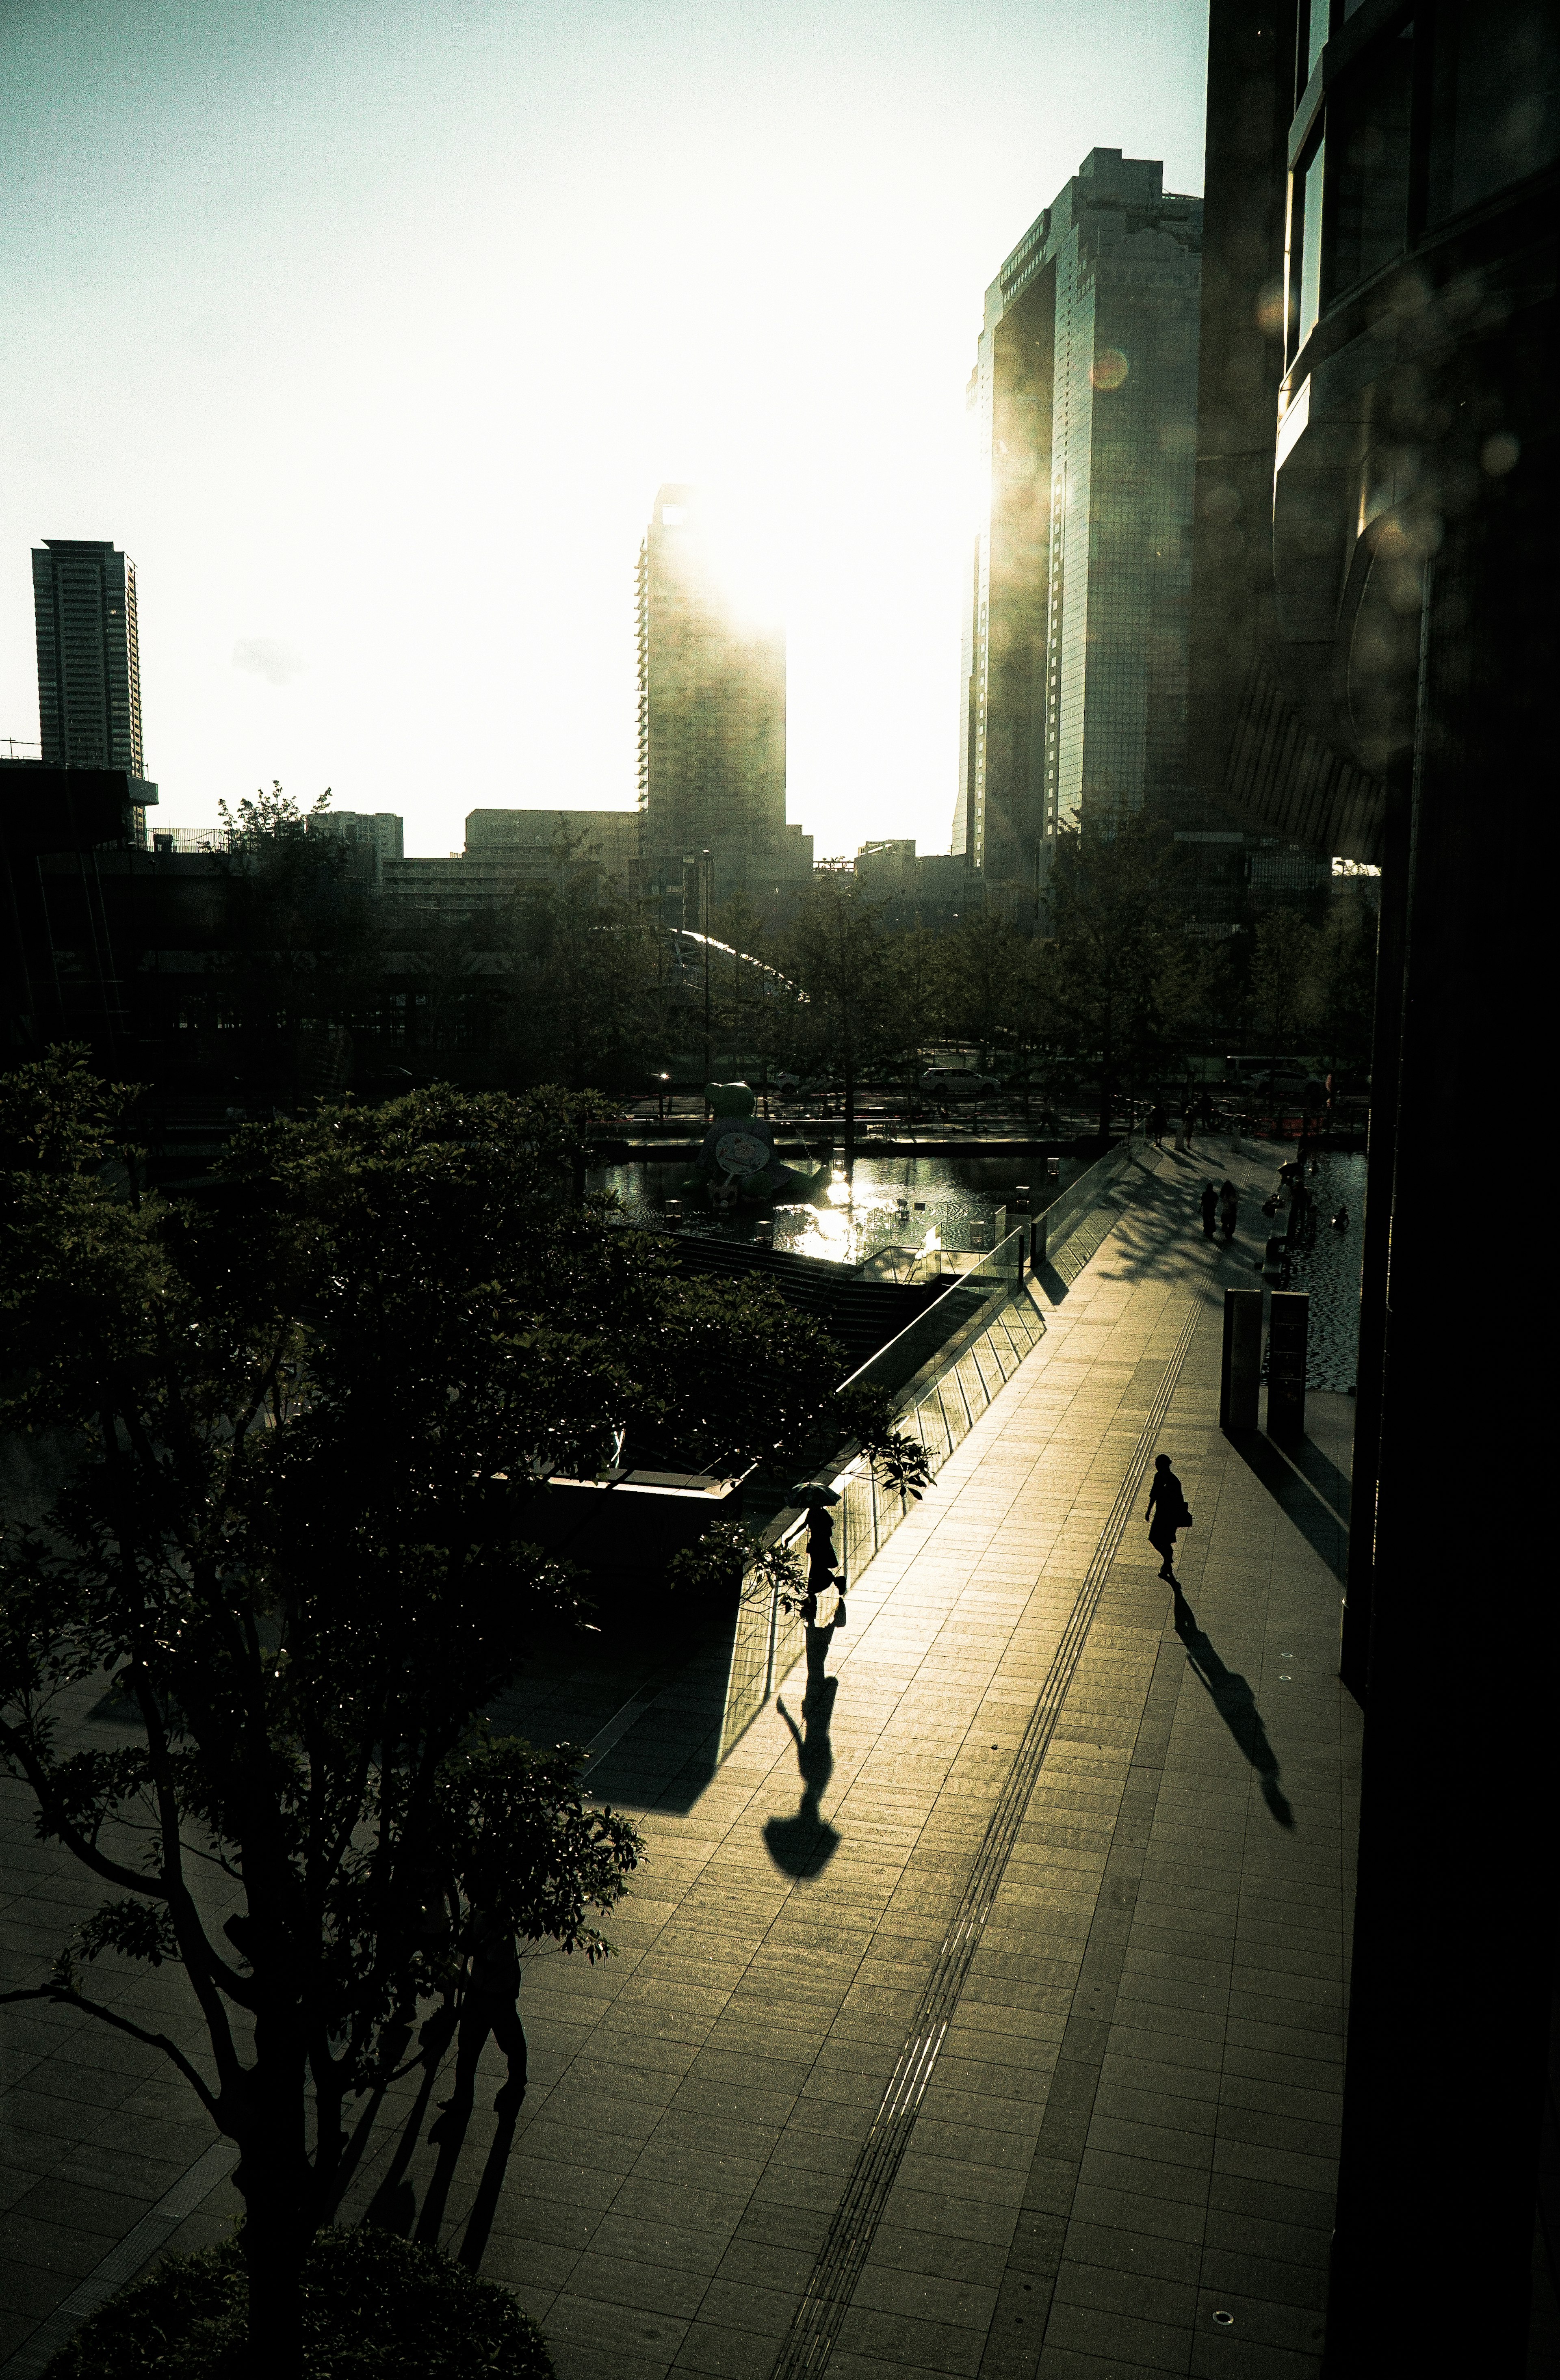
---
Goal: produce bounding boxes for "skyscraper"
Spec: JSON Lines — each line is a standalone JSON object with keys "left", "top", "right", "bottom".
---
{"left": 32, "top": 540, "right": 146, "bottom": 777}
{"left": 955, "top": 151, "right": 1203, "bottom": 897}
{"left": 637, "top": 485, "right": 808, "bottom": 907}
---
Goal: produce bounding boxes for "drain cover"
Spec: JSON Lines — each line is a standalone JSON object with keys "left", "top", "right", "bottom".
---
{"left": 1213, "top": 2309, "right": 1235, "bottom": 2326}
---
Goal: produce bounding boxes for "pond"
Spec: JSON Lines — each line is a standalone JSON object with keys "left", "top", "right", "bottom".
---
{"left": 587, "top": 1151, "right": 1089, "bottom": 1269}
{"left": 1256, "top": 1146, "right": 1368, "bottom": 1392}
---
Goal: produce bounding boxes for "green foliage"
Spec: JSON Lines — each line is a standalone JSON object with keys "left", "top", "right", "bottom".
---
{"left": 666, "top": 1519, "right": 804, "bottom": 1604}
{"left": 496, "top": 826, "right": 660, "bottom": 1092}
{"left": 779, "top": 870, "right": 898, "bottom": 1127}
{"left": 206, "top": 784, "right": 383, "bottom": 1108}
{"left": 1046, "top": 818, "right": 1210, "bottom": 1132}
{"left": 40, "top": 2226, "right": 553, "bottom": 2379}
{"left": 1248, "top": 908, "right": 1324, "bottom": 1047}
{"left": 1, "top": 1057, "right": 880, "bottom": 2367}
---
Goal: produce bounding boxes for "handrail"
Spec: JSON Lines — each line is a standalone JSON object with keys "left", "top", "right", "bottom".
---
{"left": 838, "top": 1225, "right": 1029, "bottom": 1398}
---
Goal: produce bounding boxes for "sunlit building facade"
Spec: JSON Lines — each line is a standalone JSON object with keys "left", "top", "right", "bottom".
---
{"left": 955, "top": 151, "right": 1203, "bottom": 898}
{"left": 637, "top": 485, "right": 809, "bottom": 911}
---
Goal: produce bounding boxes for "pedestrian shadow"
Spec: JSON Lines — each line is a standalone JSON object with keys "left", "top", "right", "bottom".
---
{"left": 1172, "top": 1584, "right": 1296, "bottom": 1830}
{"left": 459, "top": 2100, "right": 521, "bottom": 2270}
{"left": 763, "top": 1666, "right": 841, "bottom": 1878}
{"left": 1228, "top": 1430, "right": 1348, "bottom": 1582}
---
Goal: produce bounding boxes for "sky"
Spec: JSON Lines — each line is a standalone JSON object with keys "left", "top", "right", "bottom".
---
{"left": 0, "top": 0, "right": 1209, "bottom": 860}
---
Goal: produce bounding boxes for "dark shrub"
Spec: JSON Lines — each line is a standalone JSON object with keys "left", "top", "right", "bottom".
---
{"left": 42, "top": 2224, "right": 553, "bottom": 2378}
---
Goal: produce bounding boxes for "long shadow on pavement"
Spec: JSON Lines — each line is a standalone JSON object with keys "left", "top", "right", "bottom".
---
{"left": 763, "top": 1663, "right": 841, "bottom": 1878}
{"left": 1172, "top": 1582, "right": 1296, "bottom": 1830}
{"left": 1228, "top": 1430, "right": 1349, "bottom": 1582}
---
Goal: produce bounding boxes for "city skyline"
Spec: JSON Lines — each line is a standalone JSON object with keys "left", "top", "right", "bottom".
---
{"left": 0, "top": 0, "right": 1210, "bottom": 860}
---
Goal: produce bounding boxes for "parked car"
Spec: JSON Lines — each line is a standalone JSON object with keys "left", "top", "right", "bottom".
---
{"left": 919, "top": 1066, "right": 999, "bottom": 1103}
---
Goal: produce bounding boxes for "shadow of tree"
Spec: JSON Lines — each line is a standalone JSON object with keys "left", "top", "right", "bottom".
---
{"left": 1173, "top": 1585, "right": 1296, "bottom": 1830}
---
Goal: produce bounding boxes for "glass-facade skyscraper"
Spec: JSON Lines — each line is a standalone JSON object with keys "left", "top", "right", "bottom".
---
{"left": 637, "top": 485, "right": 810, "bottom": 907}
{"left": 32, "top": 539, "right": 145, "bottom": 778}
{"left": 954, "top": 151, "right": 1203, "bottom": 897}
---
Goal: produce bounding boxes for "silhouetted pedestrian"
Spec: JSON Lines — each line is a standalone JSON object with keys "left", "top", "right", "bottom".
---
{"left": 1149, "top": 1103, "right": 1167, "bottom": 1149}
{"left": 439, "top": 1907, "right": 527, "bottom": 2117}
{"left": 1218, "top": 1179, "right": 1239, "bottom": 1242}
{"left": 1146, "top": 1454, "right": 1192, "bottom": 1583}
{"left": 1200, "top": 1183, "right": 1218, "bottom": 1238}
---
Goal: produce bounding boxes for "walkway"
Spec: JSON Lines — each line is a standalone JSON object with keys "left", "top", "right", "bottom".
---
{"left": 0, "top": 1140, "right": 1360, "bottom": 2380}
{"left": 350, "top": 1139, "right": 1361, "bottom": 2378}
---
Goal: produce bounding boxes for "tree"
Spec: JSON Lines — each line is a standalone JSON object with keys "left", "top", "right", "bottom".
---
{"left": 207, "top": 784, "right": 384, "bottom": 1110}
{"left": 883, "top": 924, "right": 951, "bottom": 1111}
{"left": 0, "top": 1055, "right": 925, "bottom": 2376}
{"left": 496, "top": 825, "right": 657, "bottom": 1093}
{"left": 1311, "top": 882, "right": 1378, "bottom": 1075}
{"left": 1047, "top": 817, "right": 1200, "bottom": 1138}
{"left": 780, "top": 869, "right": 897, "bottom": 1155}
{"left": 1249, "top": 907, "right": 1324, "bottom": 1049}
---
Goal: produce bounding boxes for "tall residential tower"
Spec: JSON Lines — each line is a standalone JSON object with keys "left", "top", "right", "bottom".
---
{"left": 637, "top": 485, "right": 809, "bottom": 909}
{"left": 955, "top": 151, "right": 1202, "bottom": 898}
{"left": 32, "top": 539, "right": 145, "bottom": 777}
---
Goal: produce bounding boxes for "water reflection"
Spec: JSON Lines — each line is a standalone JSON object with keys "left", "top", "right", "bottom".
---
{"left": 588, "top": 1152, "right": 1083, "bottom": 1268}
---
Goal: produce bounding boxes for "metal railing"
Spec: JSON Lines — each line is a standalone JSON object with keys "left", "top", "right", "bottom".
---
{"left": 716, "top": 1230, "right": 1046, "bottom": 1759}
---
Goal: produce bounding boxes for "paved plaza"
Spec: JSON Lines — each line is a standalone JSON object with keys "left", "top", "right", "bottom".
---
{"left": 0, "top": 1142, "right": 1360, "bottom": 2379}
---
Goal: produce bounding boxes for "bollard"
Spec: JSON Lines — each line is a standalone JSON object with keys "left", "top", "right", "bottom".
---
{"left": 754, "top": 1218, "right": 774, "bottom": 1248}
{"left": 1046, "top": 1155, "right": 1060, "bottom": 1182}
{"left": 664, "top": 1198, "right": 682, "bottom": 1228}
{"left": 1221, "top": 1288, "right": 1262, "bottom": 1430}
{"left": 1030, "top": 1210, "right": 1048, "bottom": 1271}
{"left": 1267, "top": 1290, "right": 1309, "bottom": 1441}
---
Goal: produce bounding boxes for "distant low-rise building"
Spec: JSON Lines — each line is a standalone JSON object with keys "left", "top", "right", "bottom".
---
{"left": 854, "top": 839, "right": 973, "bottom": 931}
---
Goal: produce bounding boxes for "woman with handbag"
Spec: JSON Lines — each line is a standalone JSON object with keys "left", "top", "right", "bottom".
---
{"left": 1146, "top": 1454, "right": 1192, "bottom": 1584}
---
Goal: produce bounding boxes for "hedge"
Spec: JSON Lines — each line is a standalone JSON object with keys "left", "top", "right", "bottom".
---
{"left": 41, "top": 2222, "right": 554, "bottom": 2379}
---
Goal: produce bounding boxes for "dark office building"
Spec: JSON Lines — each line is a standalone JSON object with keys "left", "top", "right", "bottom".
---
{"left": 32, "top": 540, "right": 146, "bottom": 781}
{"left": 1189, "top": 2, "right": 1558, "bottom": 2369}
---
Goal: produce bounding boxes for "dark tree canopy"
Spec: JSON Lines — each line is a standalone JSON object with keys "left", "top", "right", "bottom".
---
{"left": 0, "top": 1056, "right": 919, "bottom": 2376}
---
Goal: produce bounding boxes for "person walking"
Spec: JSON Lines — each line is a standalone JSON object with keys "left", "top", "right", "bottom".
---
{"left": 1200, "top": 1182, "right": 1218, "bottom": 1238}
{"left": 1218, "top": 1179, "right": 1239, "bottom": 1243}
{"left": 1146, "top": 1453, "right": 1192, "bottom": 1584}
{"left": 439, "top": 1906, "right": 527, "bottom": 2117}
{"left": 1148, "top": 1101, "right": 1167, "bottom": 1149}
{"left": 800, "top": 1500, "right": 846, "bottom": 1682}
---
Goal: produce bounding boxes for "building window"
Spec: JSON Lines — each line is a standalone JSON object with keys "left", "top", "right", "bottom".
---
{"left": 1291, "top": 136, "right": 1327, "bottom": 353}
{"left": 1327, "top": 26, "right": 1415, "bottom": 299}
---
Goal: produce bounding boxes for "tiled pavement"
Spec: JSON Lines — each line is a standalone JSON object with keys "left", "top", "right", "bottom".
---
{"left": 0, "top": 1140, "right": 1359, "bottom": 2378}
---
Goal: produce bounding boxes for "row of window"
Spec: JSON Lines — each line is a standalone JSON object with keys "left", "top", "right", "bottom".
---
{"left": 1288, "top": 0, "right": 1558, "bottom": 357}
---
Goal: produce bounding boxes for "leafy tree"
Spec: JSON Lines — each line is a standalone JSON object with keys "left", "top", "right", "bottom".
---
{"left": 1249, "top": 907, "right": 1324, "bottom": 1049}
{"left": 779, "top": 868, "right": 897, "bottom": 1152}
{"left": 940, "top": 907, "right": 1016, "bottom": 1075}
{"left": 883, "top": 924, "right": 951, "bottom": 1111}
{"left": 1311, "top": 882, "right": 1378, "bottom": 1074}
{"left": 497, "top": 825, "right": 657, "bottom": 1093}
{"left": 1046, "top": 816, "right": 1200, "bottom": 1137}
{"left": 207, "top": 784, "right": 383, "bottom": 1110}
{"left": 0, "top": 1056, "right": 925, "bottom": 2377}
